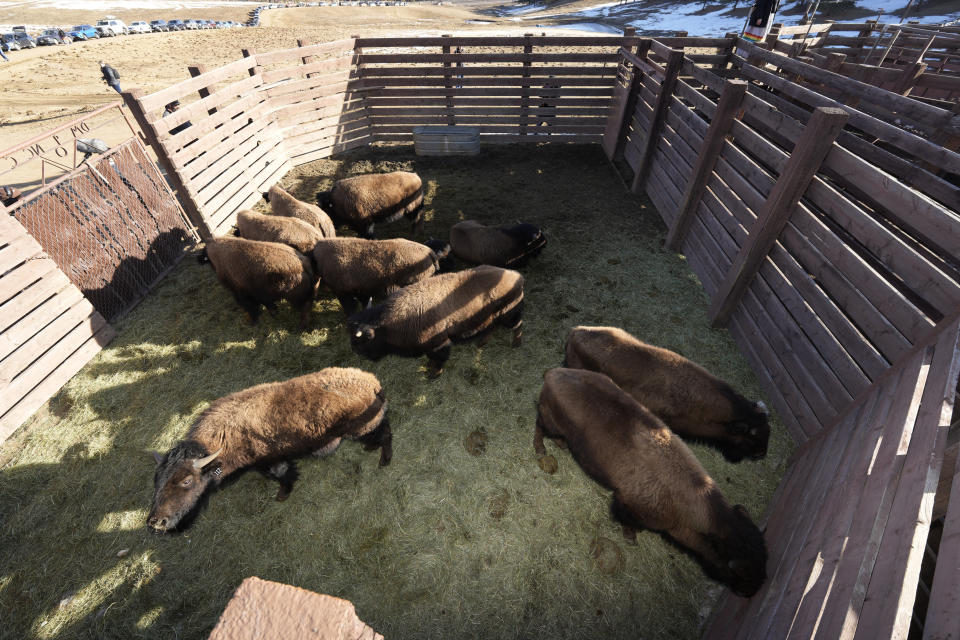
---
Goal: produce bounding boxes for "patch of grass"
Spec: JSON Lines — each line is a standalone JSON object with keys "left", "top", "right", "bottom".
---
{"left": 0, "top": 143, "right": 793, "bottom": 639}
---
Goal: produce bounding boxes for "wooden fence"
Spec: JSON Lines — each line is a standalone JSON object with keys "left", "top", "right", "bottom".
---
{"left": 603, "top": 34, "right": 960, "bottom": 637}
{"left": 770, "top": 21, "right": 960, "bottom": 104}
{"left": 122, "top": 33, "right": 738, "bottom": 238}
{"left": 0, "top": 104, "right": 195, "bottom": 442}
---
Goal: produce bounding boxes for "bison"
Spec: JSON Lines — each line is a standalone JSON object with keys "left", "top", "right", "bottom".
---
{"left": 199, "top": 236, "right": 316, "bottom": 328}
{"left": 449, "top": 220, "right": 547, "bottom": 268}
{"left": 535, "top": 367, "right": 767, "bottom": 597}
{"left": 235, "top": 209, "right": 326, "bottom": 257}
{"left": 347, "top": 265, "right": 524, "bottom": 377}
{"left": 312, "top": 237, "right": 442, "bottom": 314}
{"left": 564, "top": 326, "right": 769, "bottom": 462}
{"left": 264, "top": 184, "right": 337, "bottom": 238}
{"left": 316, "top": 171, "right": 424, "bottom": 238}
{"left": 147, "top": 367, "right": 391, "bottom": 532}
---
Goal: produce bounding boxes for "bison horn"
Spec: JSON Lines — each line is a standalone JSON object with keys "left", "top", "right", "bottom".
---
{"left": 755, "top": 400, "right": 768, "bottom": 415}
{"left": 193, "top": 448, "right": 222, "bottom": 470}
{"left": 152, "top": 451, "right": 164, "bottom": 465}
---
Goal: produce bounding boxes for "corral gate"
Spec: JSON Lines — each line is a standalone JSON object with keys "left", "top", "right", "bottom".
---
{"left": 0, "top": 103, "right": 196, "bottom": 440}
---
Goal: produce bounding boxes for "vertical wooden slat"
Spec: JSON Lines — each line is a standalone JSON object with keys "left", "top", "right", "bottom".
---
{"left": 707, "top": 106, "right": 849, "bottom": 327}
{"left": 631, "top": 47, "right": 684, "bottom": 194}
{"left": 666, "top": 78, "right": 747, "bottom": 249}
{"left": 187, "top": 64, "right": 218, "bottom": 116}
{"left": 853, "top": 318, "right": 960, "bottom": 639}
{"left": 442, "top": 34, "right": 454, "bottom": 126}
{"left": 520, "top": 33, "right": 533, "bottom": 136}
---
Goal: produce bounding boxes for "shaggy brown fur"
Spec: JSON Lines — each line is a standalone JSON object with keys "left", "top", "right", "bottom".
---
{"left": 564, "top": 326, "right": 769, "bottom": 462}
{"left": 236, "top": 210, "right": 325, "bottom": 256}
{"left": 535, "top": 367, "right": 767, "bottom": 597}
{"left": 200, "top": 236, "right": 316, "bottom": 328}
{"left": 449, "top": 221, "right": 547, "bottom": 268}
{"left": 316, "top": 171, "right": 424, "bottom": 238}
{"left": 347, "top": 265, "right": 524, "bottom": 376}
{"left": 312, "top": 237, "right": 440, "bottom": 314}
{"left": 265, "top": 184, "right": 336, "bottom": 238}
{"left": 147, "top": 367, "right": 391, "bottom": 532}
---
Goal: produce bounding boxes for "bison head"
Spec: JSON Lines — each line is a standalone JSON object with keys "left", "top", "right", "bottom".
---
{"left": 315, "top": 189, "right": 334, "bottom": 214}
{"left": 722, "top": 401, "right": 770, "bottom": 462}
{"left": 347, "top": 307, "right": 387, "bottom": 361}
{"left": 713, "top": 504, "right": 767, "bottom": 598}
{"left": 147, "top": 441, "right": 222, "bottom": 532}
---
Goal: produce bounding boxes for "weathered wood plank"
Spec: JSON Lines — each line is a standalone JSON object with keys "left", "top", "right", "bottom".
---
{"left": 668, "top": 79, "right": 747, "bottom": 249}
{"left": 709, "top": 107, "right": 849, "bottom": 327}
{"left": 853, "top": 318, "right": 960, "bottom": 639}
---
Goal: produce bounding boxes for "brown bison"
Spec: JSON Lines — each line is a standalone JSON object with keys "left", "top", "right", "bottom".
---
{"left": 316, "top": 171, "right": 424, "bottom": 238}
{"left": 147, "top": 367, "right": 391, "bottom": 532}
{"left": 347, "top": 265, "right": 524, "bottom": 376}
{"left": 564, "top": 326, "right": 769, "bottom": 462}
{"left": 312, "top": 237, "right": 442, "bottom": 314}
{"left": 235, "top": 209, "right": 326, "bottom": 256}
{"left": 199, "top": 236, "right": 316, "bottom": 328}
{"left": 264, "top": 184, "right": 337, "bottom": 238}
{"left": 449, "top": 220, "right": 547, "bottom": 268}
{"left": 535, "top": 367, "right": 767, "bottom": 597}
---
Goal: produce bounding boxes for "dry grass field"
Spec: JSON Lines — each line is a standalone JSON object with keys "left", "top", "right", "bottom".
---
{"left": 0, "top": 142, "right": 793, "bottom": 639}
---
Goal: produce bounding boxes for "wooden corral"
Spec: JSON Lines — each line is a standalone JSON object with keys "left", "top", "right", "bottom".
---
{"left": 602, "top": 34, "right": 960, "bottom": 638}
{"left": 770, "top": 21, "right": 960, "bottom": 105}
{"left": 5, "top": 25, "right": 960, "bottom": 637}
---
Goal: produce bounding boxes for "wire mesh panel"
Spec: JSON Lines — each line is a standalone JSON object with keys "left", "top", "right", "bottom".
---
{"left": 9, "top": 138, "right": 195, "bottom": 323}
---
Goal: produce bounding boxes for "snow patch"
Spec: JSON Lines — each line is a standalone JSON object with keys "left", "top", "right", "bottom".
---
{"left": 540, "top": 22, "right": 622, "bottom": 33}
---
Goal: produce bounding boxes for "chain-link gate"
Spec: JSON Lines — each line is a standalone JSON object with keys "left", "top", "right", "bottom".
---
{"left": 9, "top": 139, "right": 195, "bottom": 323}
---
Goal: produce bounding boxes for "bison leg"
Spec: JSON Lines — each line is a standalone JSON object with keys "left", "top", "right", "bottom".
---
{"left": 337, "top": 294, "right": 359, "bottom": 316}
{"left": 426, "top": 345, "right": 451, "bottom": 379}
{"left": 534, "top": 414, "right": 548, "bottom": 457}
{"left": 232, "top": 291, "right": 261, "bottom": 325}
{"left": 359, "top": 415, "right": 393, "bottom": 467}
{"left": 499, "top": 301, "right": 524, "bottom": 347}
{"left": 610, "top": 495, "right": 645, "bottom": 545}
{"left": 266, "top": 460, "right": 299, "bottom": 502}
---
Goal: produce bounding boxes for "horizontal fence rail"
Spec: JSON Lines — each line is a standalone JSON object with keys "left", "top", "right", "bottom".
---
{"left": 122, "top": 33, "right": 737, "bottom": 238}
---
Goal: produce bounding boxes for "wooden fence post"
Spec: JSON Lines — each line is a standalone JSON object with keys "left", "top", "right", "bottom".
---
{"left": 441, "top": 34, "right": 455, "bottom": 126}
{"left": 666, "top": 79, "right": 748, "bottom": 250}
{"left": 121, "top": 88, "right": 210, "bottom": 241}
{"left": 631, "top": 47, "right": 683, "bottom": 195}
{"left": 297, "top": 38, "right": 316, "bottom": 78}
{"left": 521, "top": 33, "right": 533, "bottom": 136}
{"left": 241, "top": 48, "right": 261, "bottom": 77}
{"left": 707, "top": 106, "right": 849, "bottom": 327}
{"left": 601, "top": 36, "right": 645, "bottom": 160}
{"left": 187, "top": 64, "right": 218, "bottom": 116}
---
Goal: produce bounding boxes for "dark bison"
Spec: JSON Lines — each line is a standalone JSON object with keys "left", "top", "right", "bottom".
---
{"left": 347, "top": 265, "right": 524, "bottom": 376}
{"left": 565, "top": 326, "right": 769, "bottom": 462}
{"left": 535, "top": 367, "right": 767, "bottom": 597}
{"left": 316, "top": 171, "right": 424, "bottom": 238}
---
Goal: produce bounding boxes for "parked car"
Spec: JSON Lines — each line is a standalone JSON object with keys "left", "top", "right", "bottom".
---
{"left": 95, "top": 19, "right": 127, "bottom": 36}
{"left": 71, "top": 24, "right": 100, "bottom": 39}
{"left": 149, "top": 19, "right": 169, "bottom": 31}
{"left": 167, "top": 19, "right": 186, "bottom": 30}
{"left": 67, "top": 28, "right": 88, "bottom": 40}
{"left": 1, "top": 33, "right": 21, "bottom": 51}
{"left": 13, "top": 32, "right": 37, "bottom": 48}
{"left": 37, "top": 29, "right": 70, "bottom": 45}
